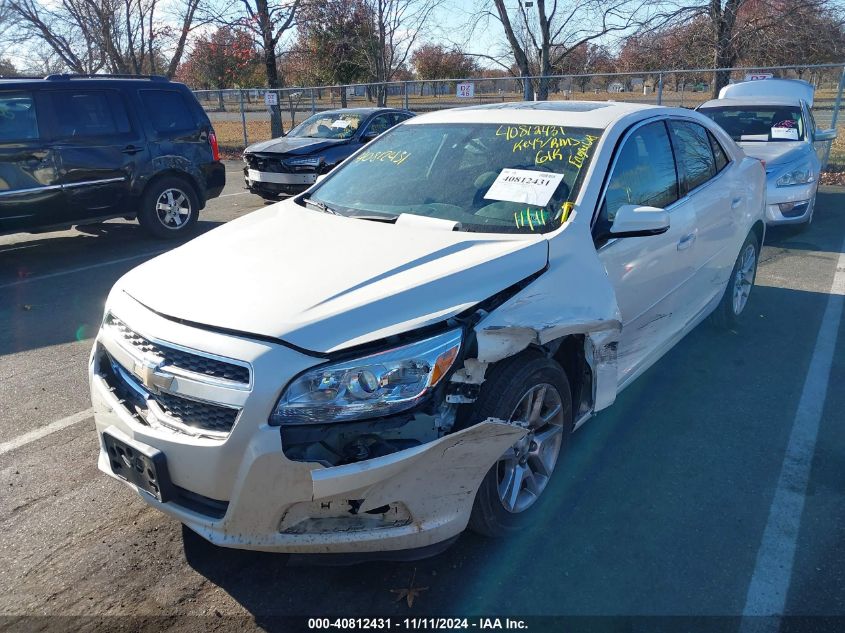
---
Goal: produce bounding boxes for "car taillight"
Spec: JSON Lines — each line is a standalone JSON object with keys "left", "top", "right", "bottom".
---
{"left": 209, "top": 131, "right": 220, "bottom": 161}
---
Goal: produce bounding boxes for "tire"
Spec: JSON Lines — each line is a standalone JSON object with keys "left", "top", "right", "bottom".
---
{"left": 137, "top": 177, "right": 199, "bottom": 239}
{"left": 465, "top": 352, "right": 573, "bottom": 538}
{"left": 711, "top": 232, "right": 760, "bottom": 329}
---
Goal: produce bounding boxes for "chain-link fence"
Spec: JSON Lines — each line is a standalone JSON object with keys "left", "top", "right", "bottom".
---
{"left": 194, "top": 63, "right": 845, "bottom": 168}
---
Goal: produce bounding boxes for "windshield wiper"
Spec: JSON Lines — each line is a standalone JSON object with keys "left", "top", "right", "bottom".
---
{"left": 349, "top": 214, "right": 399, "bottom": 223}
{"left": 303, "top": 197, "right": 341, "bottom": 216}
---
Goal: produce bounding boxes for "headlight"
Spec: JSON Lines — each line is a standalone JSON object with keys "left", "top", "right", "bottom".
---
{"left": 776, "top": 164, "right": 814, "bottom": 187}
{"left": 270, "top": 329, "right": 463, "bottom": 425}
{"left": 284, "top": 156, "right": 321, "bottom": 168}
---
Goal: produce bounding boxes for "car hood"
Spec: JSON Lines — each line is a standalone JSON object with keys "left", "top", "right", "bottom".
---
{"left": 116, "top": 202, "right": 549, "bottom": 354}
{"left": 737, "top": 141, "right": 811, "bottom": 168}
{"left": 244, "top": 136, "right": 348, "bottom": 156}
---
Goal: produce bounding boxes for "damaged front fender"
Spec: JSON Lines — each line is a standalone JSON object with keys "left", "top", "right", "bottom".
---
{"left": 473, "top": 216, "right": 622, "bottom": 411}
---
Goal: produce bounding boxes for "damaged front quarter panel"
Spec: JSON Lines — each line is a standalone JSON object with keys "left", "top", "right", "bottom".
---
{"left": 472, "top": 215, "right": 622, "bottom": 412}
{"left": 306, "top": 419, "right": 525, "bottom": 533}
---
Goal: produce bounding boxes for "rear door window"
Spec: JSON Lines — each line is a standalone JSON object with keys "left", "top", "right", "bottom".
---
{"left": 669, "top": 121, "right": 717, "bottom": 192}
{"left": 48, "top": 90, "right": 132, "bottom": 140}
{"left": 139, "top": 90, "right": 196, "bottom": 134}
{"left": 0, "top": 91, "right": 39, "bottom": 141}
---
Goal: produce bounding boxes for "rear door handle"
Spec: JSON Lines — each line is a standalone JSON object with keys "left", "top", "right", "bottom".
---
{"left": 677, "top": 231, "right": 697, "bottom": 250}
{"left": 122, "top": 145, "right": 142, "bottom": 155}
{"left": 731, "top": 197, "right": 743, "bottom": 209}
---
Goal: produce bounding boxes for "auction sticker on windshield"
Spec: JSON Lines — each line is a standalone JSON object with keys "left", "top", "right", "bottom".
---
{"left": 484, "top": 168, "right": 565, "bottom": 206}
{"left": 332, "top": 119, "right": 351, "bottom": 128}
{"left": 771, "top": 126, "right": 799, "bottom": 140}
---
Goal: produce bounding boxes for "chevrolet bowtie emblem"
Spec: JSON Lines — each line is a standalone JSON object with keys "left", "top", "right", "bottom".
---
{"left": 133, "top": 357, "right": 175, "bottom": 393}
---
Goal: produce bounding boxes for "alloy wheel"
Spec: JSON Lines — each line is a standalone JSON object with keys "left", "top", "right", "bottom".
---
{"left": 155, "top": 188, "right": 192, "bottom": 229}
{"left": 732, "top": 243, "right": 757, "bottom": 315}
{"left": 497, "top": 383, "right": 565, "bottom": 513}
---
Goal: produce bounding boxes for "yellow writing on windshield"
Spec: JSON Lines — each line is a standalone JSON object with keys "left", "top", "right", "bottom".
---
{"left": 356, "top": 150, "right": 411, "bottom": 165}
{"left": 496, "top": 125, "right": 567, "bottom": 140}
{"left": 513, "top": 208, "right": 549, "bottom": 231}
{"left": 568, "top": 135, "right": 599, "bottom": 169}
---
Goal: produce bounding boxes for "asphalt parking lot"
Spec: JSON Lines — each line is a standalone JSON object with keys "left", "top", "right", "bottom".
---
{"left": 1, "top": 162, "right": 843, "bottom": 632}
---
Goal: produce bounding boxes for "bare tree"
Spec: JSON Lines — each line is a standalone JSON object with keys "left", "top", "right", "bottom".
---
{"left": 4, "top": 0, "right": 201, "bottom": 77}
{"left": 479, "top": 0, "right": 656, "bottom": 100}
{"left": 217, "top": 0, "right": 299, "bottom": 136}
{"left": 645, "top": 0, "right": 837, "bottom": 97}
{"left": 357, "top": 0, "right": 443, "bottom": 106}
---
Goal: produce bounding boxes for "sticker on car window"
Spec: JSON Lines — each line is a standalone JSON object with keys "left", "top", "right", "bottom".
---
{"left": 484, "top": 168, "right": 564, "bottom": 207}
{"left": 332, "top": 119, "right": 351, "bottom": 128}
{"left": 771, "top": 126, "right": 799, "bottom": 140}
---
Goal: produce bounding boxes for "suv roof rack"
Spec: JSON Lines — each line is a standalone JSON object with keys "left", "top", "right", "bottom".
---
{"left": 44, "top": 73, "right": 169, "bottom": 81}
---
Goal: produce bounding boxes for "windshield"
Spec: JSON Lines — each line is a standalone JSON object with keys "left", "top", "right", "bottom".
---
{"left": 288, "top": 112, "right": 364, "bottom": 140}
{"left": 698, "top": 105, "right": 805, "bottom": 142}
{"left": 306, "top": 123, "right": 602, "bottom": 234}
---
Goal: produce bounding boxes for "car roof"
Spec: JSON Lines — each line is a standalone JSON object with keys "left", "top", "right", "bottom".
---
{"left": 0, "top": 76, "right": 188, "bottom": 90}
{"left": 406, "top": 100, "right": 659, "bottom": 129}
{"left": 699, "top": 97, "right": 802, "bottom": 109}
{"left": 315, "top": 107, "right": 409, "bottom": 116}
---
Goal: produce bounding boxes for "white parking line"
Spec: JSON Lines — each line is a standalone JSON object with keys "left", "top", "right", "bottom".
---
{"left": 0, "top": 251, "right": 164, "bottom": 290}
{"left": 0, "top": 408, "right": 94, "bottom": 457}
{"left": 218, "top": 191, "right": 249, "bottom": 197}
{"left": 741, "top": 240, "right": 845, "bottom": 630}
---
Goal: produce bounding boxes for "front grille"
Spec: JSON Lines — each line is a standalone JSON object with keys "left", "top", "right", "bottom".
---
{"left": 100, "top": 349, "right": 240, "bottom": 437}
{"left": 245, "top": 155, "right": 291, "bottom": 174}
{"left": 106, "top": 314, "right": 250, "bottom": 385}
{"left": 155, "top": 391, "right": 239, "bottom": 435}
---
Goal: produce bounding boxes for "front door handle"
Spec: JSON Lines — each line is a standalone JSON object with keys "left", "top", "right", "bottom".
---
{"left": 122, "top": 145, "right": 142, "bottom": 155}
{"left": 677, "top": 231, "right": 697, "bottom": 250}
{"left": 731, "top": 196, "right": 743, "bottom": 209}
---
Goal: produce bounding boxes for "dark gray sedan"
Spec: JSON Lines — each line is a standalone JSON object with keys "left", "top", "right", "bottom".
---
{"left": 243, "top": 107, "right": 414, "bottom": 200}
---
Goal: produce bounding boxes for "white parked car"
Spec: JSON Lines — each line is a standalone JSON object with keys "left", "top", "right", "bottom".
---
{"left": 89, "top": 101, "right": 765, "bottom": 558}
{"left": 698, "top": 79, "right": 837, "bottom": 227}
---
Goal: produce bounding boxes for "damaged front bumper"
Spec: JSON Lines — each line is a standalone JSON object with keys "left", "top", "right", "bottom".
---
{"left": 89, "top": 295, "right": 525, "bottom": 553}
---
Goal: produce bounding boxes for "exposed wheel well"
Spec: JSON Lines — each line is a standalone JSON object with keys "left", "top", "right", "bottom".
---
{"left": 751, "top": 220, "right": 765, "bottom": 247}
{"left": 549, "top": 335, "right": 592, "bottom": 419}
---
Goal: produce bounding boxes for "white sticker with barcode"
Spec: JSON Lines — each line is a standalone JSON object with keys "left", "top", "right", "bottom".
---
{"left": 483, "top": 168, "right": 564, "bottom": 207}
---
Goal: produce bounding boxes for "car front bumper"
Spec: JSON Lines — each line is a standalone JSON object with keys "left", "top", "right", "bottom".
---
{"left": 89, "top": 293, "right": 523, "bottom": 554}
{"left": 244, "top": 167, "right": 316, "bottom": 198}
{"left": 763, "top": 179, "right": 817, "bottom": 225}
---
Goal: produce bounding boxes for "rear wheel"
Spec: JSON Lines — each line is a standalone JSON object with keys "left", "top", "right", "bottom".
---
{"left": 711, "top": 232, "right": 759, "bottom": 329}
{"left": 138, "top": 177, "right": 199, "bottom": 239}
{"left": 466, "top": 353, "right": 573, "bottom": 537}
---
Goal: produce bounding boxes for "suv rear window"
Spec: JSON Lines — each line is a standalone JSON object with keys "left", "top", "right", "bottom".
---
{"left": 140, "top": 90, "right": 195, "bottom": 134}
{"left": 0, "top": 92, "right": 39, "bottom": 142}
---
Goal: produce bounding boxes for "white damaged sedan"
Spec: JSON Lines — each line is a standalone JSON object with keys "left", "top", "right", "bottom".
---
{"left": 89, "top": 101, "right": 766, "bottom": 557}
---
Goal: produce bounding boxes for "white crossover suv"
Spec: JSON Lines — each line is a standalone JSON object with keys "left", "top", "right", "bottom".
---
{"left": 89, "top": 101, "right": 766, "bottom": 558}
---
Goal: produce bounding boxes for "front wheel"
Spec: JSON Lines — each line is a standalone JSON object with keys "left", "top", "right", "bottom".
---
{"left": 711, "top": 232, "right": 760, "bottom": 329}
{"left": 137, "top": 177, "right": 199, "bottom": 239}
{"left": 465, "top": 353, "right": 573, "bottom": 537}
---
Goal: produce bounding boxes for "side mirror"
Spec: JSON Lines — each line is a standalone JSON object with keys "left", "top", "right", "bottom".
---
{"left": 610, "top": 204, "right": 670, "bottom": 238}
{"left": 814, "top": 128, "right": 837, "bottom": 142}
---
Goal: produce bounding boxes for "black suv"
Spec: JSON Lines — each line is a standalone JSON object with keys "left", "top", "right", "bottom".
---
{"left": 0, "top": 74, "right": 225, "bottom": 239}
